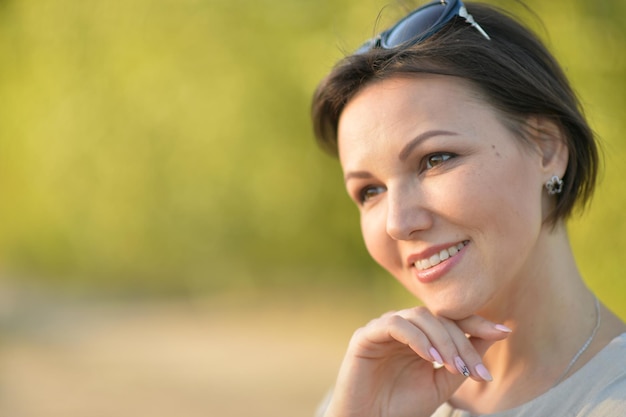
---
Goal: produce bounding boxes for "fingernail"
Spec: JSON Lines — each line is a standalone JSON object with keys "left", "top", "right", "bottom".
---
{"left": 494, "top": 324, "right": 512, "bottom": 333}
{"left": 475, "top": 364, "right": 493, "bottom": 381}
{"left": 454, "top": 356, "right": 470, "bottom": 377}
{"left": 429, "top": 347, "right": 444, "bottom": 366}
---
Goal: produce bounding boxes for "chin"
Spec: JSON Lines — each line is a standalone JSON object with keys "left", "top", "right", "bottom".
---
{"left": 419, "top": 293, "right": 479, "bottom": 321}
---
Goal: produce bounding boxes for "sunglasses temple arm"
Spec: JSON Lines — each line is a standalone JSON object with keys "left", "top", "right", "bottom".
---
{"left": 459, "top": 6, "right": 491, "bottom": 40}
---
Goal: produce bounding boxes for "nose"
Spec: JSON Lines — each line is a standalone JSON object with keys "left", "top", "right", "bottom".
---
{"left": 385, "top": 185, "right": 433, "bottom": 240}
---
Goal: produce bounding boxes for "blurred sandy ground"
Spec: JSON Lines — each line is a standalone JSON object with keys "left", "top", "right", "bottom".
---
{"left": 0, "top": 280, "right": 386, "bottom": 417}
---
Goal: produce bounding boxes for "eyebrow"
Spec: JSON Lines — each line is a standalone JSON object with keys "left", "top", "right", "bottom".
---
{"left": 398, "top": 130, "right": 459, "bottom": 162}
{"left": 343, "top": 129, "right": 459, "bottom": 183}
{"left": 344, "top": 170, "right": 373, "bottom": 183}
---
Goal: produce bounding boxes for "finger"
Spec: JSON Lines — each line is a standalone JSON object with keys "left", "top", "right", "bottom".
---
{"left": 438, "top": 316, "right": 489, "bottom": 381}
{"left": 456, "top": 316, "right": 512, "bottom": 381}
{"left": 351, "top": 314, "right": 434, "bottom": 363}
{"left": 470, "top": 335, "right": 501, "bottom": 357}
{"left": 455, "top": 315, "right": 512, "bottom": 341}
{"left": 394, "top": 307, "right": 472, "bottom": 376}
{"left": 441, "top": 316, "right": 512, "bottom": 382}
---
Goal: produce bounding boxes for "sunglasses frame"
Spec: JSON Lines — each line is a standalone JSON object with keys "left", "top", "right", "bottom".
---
{"left": 356, "top": 0, "right": 490, "bottom": 54}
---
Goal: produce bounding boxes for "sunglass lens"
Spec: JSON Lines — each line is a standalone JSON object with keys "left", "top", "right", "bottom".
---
{"left": 382, "top": 3, "right": 449, "bottom": 48}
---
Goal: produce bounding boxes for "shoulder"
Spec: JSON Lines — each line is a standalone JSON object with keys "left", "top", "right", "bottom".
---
{"left": 579, "top": 331, "right": 626, "bottom": 385}
{"left": 552, "top": 332, "right": 626, "bottom": 416}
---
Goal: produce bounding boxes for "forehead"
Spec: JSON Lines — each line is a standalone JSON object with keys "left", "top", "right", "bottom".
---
{"left": 337, "top": 75, "right": 486, "bottom": 162}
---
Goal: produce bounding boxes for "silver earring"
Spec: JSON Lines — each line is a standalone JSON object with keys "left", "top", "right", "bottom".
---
{"left": 545, "top": 175, "right": 563, "bottom": 195}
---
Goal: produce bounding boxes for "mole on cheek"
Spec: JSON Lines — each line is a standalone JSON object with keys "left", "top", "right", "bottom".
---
{"left": 491, "top": 144, "right": 501, "bottom": 158}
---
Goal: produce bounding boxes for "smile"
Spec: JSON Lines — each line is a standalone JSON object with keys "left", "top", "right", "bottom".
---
{"left": 414, "top": 241, "right": 468, "bottom": 271}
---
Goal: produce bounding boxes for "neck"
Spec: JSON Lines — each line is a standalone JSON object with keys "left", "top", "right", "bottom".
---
{"left": 453, "top": 223, "right": 604, "bottom": 412}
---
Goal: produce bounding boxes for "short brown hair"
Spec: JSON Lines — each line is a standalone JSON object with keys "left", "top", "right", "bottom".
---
{"left": 311, "top": 2, "right": 598, "bottom": 224}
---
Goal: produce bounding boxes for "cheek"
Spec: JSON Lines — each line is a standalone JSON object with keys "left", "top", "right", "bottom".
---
{"left": 448, "top": 157, "right": 544, "bottom": 261}
{"left": 360, "top": 213, "right": 385, "bottom": 264}
{"left": 488, "top": 158, "right": 544, "bottom": 223}
{"left": 457, "top": 149, "right": 542, "bottom": 218}
{"left": 360, "top": 209, "right": 402, "bottom": 274}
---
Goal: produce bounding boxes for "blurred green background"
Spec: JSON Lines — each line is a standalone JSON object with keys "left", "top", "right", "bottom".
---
{"left": 0, "top": 1, "right": 624, "bottom": 416}
{"left": 0, "top": 0, "right": 625, "bottom": 302}
{"left": 0, "top": 0, "right": 624, "bottom": 308}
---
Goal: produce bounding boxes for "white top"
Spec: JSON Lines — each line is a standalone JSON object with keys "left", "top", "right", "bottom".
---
{"left": 433, "top": 332, "right": 626, "bottom": 417}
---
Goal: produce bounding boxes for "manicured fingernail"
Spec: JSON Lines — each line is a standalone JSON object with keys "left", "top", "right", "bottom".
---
{"left": 429, "top": 347, "right": 444, "bottom": 366}
{"left": 475, "top": 364, "right": 493, "bottom": 381}
{"left": 495, "top": 324, "right": 512, "bottom": 333}
{"left": 454, "top": 356, "right": 470, "bottom": 377}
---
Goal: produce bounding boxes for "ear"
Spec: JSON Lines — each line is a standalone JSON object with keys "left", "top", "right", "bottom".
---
{"left": 525, "top": 116, "right": 569, "bottom": 180}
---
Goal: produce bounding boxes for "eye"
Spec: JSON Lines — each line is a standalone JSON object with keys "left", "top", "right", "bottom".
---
{"left": 359, "top": 185, "right": 386, "bottom": 204}
{"left": 425, "top": 152, "right": 455, "bottom": 169}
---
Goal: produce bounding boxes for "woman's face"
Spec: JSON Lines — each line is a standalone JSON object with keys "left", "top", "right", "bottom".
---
{"left": 338, "top": 76, "right": 551, "bottom": 319}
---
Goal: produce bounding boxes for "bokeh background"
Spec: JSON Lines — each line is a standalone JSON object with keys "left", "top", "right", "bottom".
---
{"left": 0, "top": 0, "right": 624, "bottom": 416}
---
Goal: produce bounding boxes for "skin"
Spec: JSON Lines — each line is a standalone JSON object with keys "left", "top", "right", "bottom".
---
{"left": 322, "top": 75, "right": 626, "bottom": 417}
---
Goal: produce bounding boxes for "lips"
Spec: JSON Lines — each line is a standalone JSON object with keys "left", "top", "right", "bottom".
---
{"left": 413, "top": 241, "right": 469, "bottom": 271}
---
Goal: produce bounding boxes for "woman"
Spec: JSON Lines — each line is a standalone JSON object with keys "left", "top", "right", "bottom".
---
{"left": 311, "top": 1, "right": 626, "bottom": 416}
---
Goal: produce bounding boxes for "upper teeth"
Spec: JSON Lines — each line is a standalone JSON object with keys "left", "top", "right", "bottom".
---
{"left": 415, "top": 242, "right": 467, "bottom": 271}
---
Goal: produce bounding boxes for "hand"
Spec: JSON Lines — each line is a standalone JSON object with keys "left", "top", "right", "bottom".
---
{"left": 322, "top": 306, "right": 511, "bottom": 417}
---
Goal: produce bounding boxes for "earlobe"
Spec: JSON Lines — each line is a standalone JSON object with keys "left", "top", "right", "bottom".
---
{"left": 525, "top": 116, "right": 569, "bottom": 178}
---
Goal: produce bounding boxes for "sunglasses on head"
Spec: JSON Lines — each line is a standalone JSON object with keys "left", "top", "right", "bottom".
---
{"left": 356, "top": 0, "right": 490, "bottom": 54}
